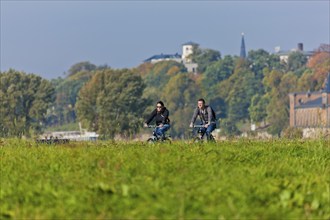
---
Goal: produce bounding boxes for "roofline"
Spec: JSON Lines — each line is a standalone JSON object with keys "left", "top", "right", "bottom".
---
{"left": 182, "top": 42, "right": 199, "bottom": 46}
{"left": 289, "top": 91, "right": 323, "bottom": 95}
{"left": 295, "top": 105, "right": 330, "bottom": 109}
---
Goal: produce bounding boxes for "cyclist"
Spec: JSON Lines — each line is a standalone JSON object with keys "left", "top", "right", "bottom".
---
{"left": 144, "top": 101, "right": 170, "bottom": 140}
{"left": 189, "top": 98, "right": 216, "bottom": 140}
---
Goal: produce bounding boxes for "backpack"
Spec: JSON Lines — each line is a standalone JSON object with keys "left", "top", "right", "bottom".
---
{"left": 210, "top": 106, "right": 216, "bottom": 120}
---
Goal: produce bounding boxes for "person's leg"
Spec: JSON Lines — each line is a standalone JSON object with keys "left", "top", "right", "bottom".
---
{"left": 155, "top": 127, "right": 162, "bottom": 139}
{"left": 158, "top": 124, "right": 170, "bottom": 139}
{"left": 200, "top": 127, "right": 206, "bottom": 139}
{"left": 206, "top": 123, "right": 216, "bottom": 140}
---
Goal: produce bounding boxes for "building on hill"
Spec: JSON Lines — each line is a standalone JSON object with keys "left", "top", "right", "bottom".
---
{"left": 274, "top": 43, "right": 314, "bottom": 63}
{"left": 143, "top": 53, "right": 181, "bottom": 64}
{"left": 289, "top": 73, "right": 330, "bottom": 128}
{"left": 181, "top": 41, "right": 199, "bottom": 73}
{"left": 181, "top": 41, "right": 198, "bottom": 63}
{"left": 143, "top": 42, "right": 198, "bottom": 74}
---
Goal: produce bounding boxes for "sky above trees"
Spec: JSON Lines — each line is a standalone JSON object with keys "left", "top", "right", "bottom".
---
{"left": 1, "top": 1, "right": 329, "bottom": 79}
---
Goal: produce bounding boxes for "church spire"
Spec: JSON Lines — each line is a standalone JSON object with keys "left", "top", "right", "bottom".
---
{"left": 240, "top": 33, "right": 246, "bottom": 59}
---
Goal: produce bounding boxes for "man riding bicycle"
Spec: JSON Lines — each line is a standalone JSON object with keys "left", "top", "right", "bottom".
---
{"left": 144, "top": 101, "right": 170, "bottom": 140}
{"left": 189, "top": 98, "right": 216, "bottom": 140}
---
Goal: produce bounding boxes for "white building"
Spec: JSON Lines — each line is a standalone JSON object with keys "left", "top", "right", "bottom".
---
{"left": 144, "top": 42, "right": 199, "bottom": 74}
{"left": 41, "top": 131, "right": 99, "bottom": 141}
{"left": 274, "top": 43, "right": 314, "bottom": 63}
{"left": 143, "top": 53, "right": 182, "bottom": 64}
{"left": 181, "top": 41, "right": 199, "bottom": 73}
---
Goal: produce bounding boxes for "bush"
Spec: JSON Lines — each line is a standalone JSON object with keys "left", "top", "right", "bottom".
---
{"left": 282, "top": 127, "right": 303, "bottom": 139}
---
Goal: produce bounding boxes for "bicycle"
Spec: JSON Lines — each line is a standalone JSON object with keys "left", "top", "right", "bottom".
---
{"left": 146, "top": 125, "right": 172, "bottom": 144}
{"left": 191, "top": 124, "right": 216, "bottom": 143}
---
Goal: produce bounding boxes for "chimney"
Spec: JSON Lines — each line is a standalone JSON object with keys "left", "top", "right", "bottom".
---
{"left": 297, "top": 43, "right": 303, "bottom": 51}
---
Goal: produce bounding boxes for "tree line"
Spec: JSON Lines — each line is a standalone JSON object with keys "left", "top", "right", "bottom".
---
{"left": 1, "top": 44, "right": 329, "bottom": 138}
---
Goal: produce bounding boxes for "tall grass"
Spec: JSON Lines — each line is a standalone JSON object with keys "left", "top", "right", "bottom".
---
{"left": 0, "top": 139, "right": 329, "bottom": 219}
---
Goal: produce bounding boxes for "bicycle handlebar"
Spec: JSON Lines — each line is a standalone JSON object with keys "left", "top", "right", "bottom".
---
{"left": 146, "top": 125, "right": 157, "bottom": 128}
{"left": 147, "top": 125, "right": 206, "bottom": 128}
{"left": 192, "top": 125, "right": 205, "bottom": 128}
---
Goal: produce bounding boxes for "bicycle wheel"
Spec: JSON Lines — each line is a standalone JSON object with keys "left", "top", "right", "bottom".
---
{"left": 147, "top": 138, "right": 156, "bottom": 144}
{"left": 209, "top": 134, "right": 216, "bottom": 143}
{"left": 192, "top": 136, "right": 202, "bottom": 143}
{"left": 162, "top": 136, "right": 172, "bottom": 144}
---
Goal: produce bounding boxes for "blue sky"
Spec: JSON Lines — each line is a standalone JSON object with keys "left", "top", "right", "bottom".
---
{"left": 1, "top": 1, "right": 329, "bottom": 79}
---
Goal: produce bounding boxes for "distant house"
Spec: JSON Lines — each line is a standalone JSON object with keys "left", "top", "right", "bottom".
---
{"left": 39, "top": 123, "right": 99, "bottom": 142}
{"left": 289, "top": 73, "right": 330, "bottom": 128}
{"left": 143, "top": 53, "right": 181, "bottom": 64}
{"left": 274, "top": 43, "right": 314, "bottom": 63}
{"left": 41, "top": 131, "right": 99, "bottom": 141}
{"left": 143, "top": 42, "right": 199, "bottom": 74}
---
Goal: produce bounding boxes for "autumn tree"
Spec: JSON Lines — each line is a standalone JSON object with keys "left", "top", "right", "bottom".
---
{"left": 306, "top": 44, "right": 330, "bottom": 90}
{"left": 296, "top": 70, "right": 317, "bottom": 92}
{"left": 142, "top": 61, "right": 185, "bottom": 107}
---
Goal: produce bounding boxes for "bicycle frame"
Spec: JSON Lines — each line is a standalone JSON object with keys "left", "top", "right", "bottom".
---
{"left": 191, "top": 124, "right": 215, "bottom": 142}
{"left": 147, "top": 125, "right": 159, "bottom": 140}
{"left": 145, "top": 125, "right": 171, "bottom": 143}
{"left": 191, "top": 125, "right": 206, "bottom": 139}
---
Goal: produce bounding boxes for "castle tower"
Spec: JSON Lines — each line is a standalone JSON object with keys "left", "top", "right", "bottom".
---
{"left": 182, "top": 41, "right": 198, "bottom": 63}
{"left": 181, "top": 41, "right": 199, "bottom": 73}
{"left": 240, "top": 33, "right": 246, "bottom": 59}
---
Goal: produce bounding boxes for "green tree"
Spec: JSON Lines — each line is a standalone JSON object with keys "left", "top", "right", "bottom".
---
{"left": 51, "top": 69, "right": 96, "bottom": 127}
{"left": 220, "top": 118, "right": 241, "bottom": 137}
{"left": 76, "top": 69, "right": 148, "bottom": 139}
{"left": 142, "top": 61, "right": 185, "bottom": 107}
{"left": 191, "top": 46, "right": 221, "bottom": 73}
{"left": 287, "top": 51, "right": 308, "bottom": 77}
{"left": 248, "top": 49, "right": 284, "bottom": 79}
{"left": 221, "top": 62, "right": 260, "bottom": 123}
{"left": 248, "top": 94, "right": 269, "bottom": 124}
{"left": 265, "top": 71, "right": 298, "bottom": 136}
{"left": 144, "top": 61, "right": 185, "bottom": 89}
{"left": 296, "top": 70, "right": 317, "bottom": 92}
{"left": 67, "top": 61, "right": 97, "bottom": 77}
{"left": 161, "top": 74, "right": 200, "bottom": 137}
{"left": 202, "top": 55, "right": 234, "bottom": 98}
{"left": 0, "top": 69, "right": 55, "bottom": 137}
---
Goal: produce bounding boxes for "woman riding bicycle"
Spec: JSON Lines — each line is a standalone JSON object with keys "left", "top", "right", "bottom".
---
{"left": 144, "top": 101, "right": 170, "bottom": 140}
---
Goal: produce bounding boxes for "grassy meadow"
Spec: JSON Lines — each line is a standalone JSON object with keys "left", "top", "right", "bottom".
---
{"left": 0, "top": 138, "right": 329, "bottom": 219}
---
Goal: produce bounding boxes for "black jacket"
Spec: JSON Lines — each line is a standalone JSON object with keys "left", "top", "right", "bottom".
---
{"left": 145, "top": 107, "right": 170, "bottom": 126}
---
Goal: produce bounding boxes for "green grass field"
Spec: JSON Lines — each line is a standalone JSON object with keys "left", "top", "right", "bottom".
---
{"left": 1, "top": 139, "right": 329, "bottom": 219}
